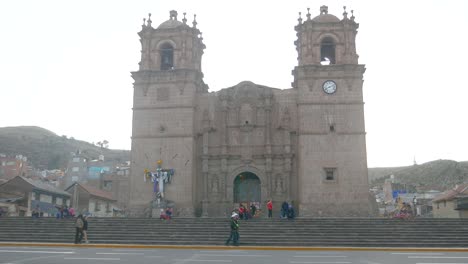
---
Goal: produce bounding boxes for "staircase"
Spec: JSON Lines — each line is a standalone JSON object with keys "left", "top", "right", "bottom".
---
{"left": 1, "top": 217, "right": 468, "bottom": 247}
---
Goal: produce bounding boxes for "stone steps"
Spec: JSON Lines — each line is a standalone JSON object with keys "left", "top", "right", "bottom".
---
{"left": 1, "top": 217, "right": 468, "bottom": 247}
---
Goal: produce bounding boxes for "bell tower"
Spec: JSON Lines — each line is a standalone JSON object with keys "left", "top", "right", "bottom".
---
{"left": 293, "top": 5, "right": 359, "bottom": 69}
{"left": 293, "top": 6, "right": 370, "bottom": 216}
{"left": 130, "top": 11, "right": 207, "bottom": 216}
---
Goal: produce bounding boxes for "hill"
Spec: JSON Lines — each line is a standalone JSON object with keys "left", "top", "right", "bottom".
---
{"left": 2, "top": 127, "right": 467, "bottom": 190}
{"left": 369, "top": 159, "right": 468, "bottom": 191}
{"left": 0, "top": 126, "right": 130, "bottom": 169}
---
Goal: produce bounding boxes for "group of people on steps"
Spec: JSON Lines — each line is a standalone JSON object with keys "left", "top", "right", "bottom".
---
{"left": 226, "top": 200, "right": 294, "bottom": 246}
{"left": 71, "top": 200, "right": 294, "bottom": 246}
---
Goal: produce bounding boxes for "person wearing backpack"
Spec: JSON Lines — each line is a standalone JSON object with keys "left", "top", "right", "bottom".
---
{"left": 82, "top": 215, "right": 89, "bottom": 243}
{"left": 74, "top": 214, "right": 84, "bottom": 244}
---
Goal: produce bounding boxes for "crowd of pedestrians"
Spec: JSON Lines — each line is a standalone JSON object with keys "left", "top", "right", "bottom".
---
{"left": 225, "top": 200, "right": 296, "bottom": 246}
{"left": 28, "top": 200, "right": 299, "bottom": 246}
{"left": 55, "top": 205, "right": 76, "bottom": 219}
{"left": 280, "top": 201, "right": 296, "bottom": 219}
{"left": 159, "top": 207, "right": 173, "bottom": 220}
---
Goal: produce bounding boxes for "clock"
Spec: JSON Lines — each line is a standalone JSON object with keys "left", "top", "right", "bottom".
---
{"left": 322, "top": 80, "right": 337, "bottom": 94}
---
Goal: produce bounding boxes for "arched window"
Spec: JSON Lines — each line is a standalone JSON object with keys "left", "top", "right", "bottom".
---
{"left": 160, "top": 43, "right": 174, "bottom": 70}
{"left": 320, "top": 37, "right": 336, "bottom": 65}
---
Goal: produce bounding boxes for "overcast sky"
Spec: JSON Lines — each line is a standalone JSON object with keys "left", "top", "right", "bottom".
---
{"left": 0, "top": 0, "right": 467, "bottom": 168}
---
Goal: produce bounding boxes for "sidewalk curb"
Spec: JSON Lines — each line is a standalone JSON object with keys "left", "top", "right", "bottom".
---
{"left": 1, "top": 242, "right": 468, "bottom": 252}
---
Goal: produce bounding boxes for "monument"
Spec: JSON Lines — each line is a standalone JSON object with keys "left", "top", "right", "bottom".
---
{"left": 129, "top": 6, "right": 370, "bottom": 217}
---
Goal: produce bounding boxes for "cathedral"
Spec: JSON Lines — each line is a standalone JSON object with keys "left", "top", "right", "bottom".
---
{"left": 129, "top": 6, "right": 370, "bottom": 217}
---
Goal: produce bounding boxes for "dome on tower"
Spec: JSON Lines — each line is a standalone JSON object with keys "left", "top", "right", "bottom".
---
{"left": 312, "top": 5, "right": 340, "bottom": 23}
{"left": 158, "top": 10, "right": 184, "bottom": 29}
{"left": 158, "top": 19, "right": 183, "bottom": 29}
{"left": 312, "top": 14, "right": 340, "bottom": 23}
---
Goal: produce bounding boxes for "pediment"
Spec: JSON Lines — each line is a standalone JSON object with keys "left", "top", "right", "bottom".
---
{"left": 216, "top": 81, "right": 277, "bottom": 101}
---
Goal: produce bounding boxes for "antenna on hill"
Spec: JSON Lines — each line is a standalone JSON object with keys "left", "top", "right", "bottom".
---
{"left": 413, "top": 155, "right": 417, "bottom": 166}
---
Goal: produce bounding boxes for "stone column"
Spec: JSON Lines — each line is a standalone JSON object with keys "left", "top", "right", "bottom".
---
{"left": 284, "top": 154, "right": 292, "bottom": 201}
{"left": 139, "top": 30, "right": 152, "bottom": 70}
{"left": 201, "top": 110, "right": 210, "bottom": 217}
{"left": 283, "top": 108, "right": 292, "bottom": 201}
{"left": 219, "top": 95, "right": 229, "bottom": 202}
{"left": 264, "top": 94, "right": 273, "bottom": 199}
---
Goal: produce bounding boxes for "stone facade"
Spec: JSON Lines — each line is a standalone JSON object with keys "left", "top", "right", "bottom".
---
{"left": 130, "top": 7, "right": 370, "bottom": 217}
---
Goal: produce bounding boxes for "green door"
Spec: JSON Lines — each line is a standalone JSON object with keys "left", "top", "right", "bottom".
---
{"left": 233, "top": 172, "right": 261, "bottom": 203}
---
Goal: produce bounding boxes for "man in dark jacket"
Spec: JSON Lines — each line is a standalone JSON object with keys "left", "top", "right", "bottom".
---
{"left": 250, "top": 204, "right": 256, "bottom": 218}
{"left": 287, "top": 204, "right": 295, "bottom": 219}
{"left": 225, "top": 213, "right": 239, "bottom": 246}
{"left": 281, "top": 201, "right": 289, "bottom": 218}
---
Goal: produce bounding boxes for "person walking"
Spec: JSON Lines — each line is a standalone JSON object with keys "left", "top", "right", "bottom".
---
{"left": 82, "top": 215, "right": 89, "bottom": 243}
{"left": 225, "top": 213, "right": 240, "bottom": 246}
{"left": 74, "top": 214, "right": 84, "bottom": 244}
{"left": 267, "top": 200, "right": 273, "bottom": 218}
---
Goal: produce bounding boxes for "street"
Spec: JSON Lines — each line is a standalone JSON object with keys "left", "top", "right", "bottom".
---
{"left": 1, "top": 246, "right": 468, "bottom": 264}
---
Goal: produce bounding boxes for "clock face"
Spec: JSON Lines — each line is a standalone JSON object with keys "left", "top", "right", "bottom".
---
{"left": 322, "top": 80, "right": 337, "bottom": 94}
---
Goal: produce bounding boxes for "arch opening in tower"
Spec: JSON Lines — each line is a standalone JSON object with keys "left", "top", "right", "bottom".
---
{"left": 160, "top": 43, "right": 174, "bottom": 70}
{"left": 320, "top": 37, "right": 336, "bottom": 65}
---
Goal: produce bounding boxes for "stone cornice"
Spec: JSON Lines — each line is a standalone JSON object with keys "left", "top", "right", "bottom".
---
{"left": 201, "top": 153, "right": 295, "bottom": 160}
{"left": 132, "top": 134, "right": 193, "bottom": 139}
{"left": 294, "top": 64, "right": 366, "bottom": 72}
{"left": 337, "top": 132, "right": 366, "bottom": 135}
{"left": 133, "top": 105, "right": 195, "bottom": 110}
{"left": 226, "top": 124, "right": 266, "bottom": 129}
{"left": 131, "top": 69, "right": 203, "bottom": 81}
{"left": 297, "top": 101, "right": 364, "bottom": 105}
{"left": 298, "top": 131, "right": 366, "bottom": 135}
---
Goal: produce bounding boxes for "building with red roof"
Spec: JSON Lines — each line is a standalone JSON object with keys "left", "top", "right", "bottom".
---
{"left": 65, "top": 182, "right": 117, "bottom": 217}
{"left": 432, "top": 184, "right": 468, "bottom": 218}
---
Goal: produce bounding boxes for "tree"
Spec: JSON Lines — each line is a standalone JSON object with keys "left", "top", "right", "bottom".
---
{"left": 96, "top": 140, "right": 109, "bottom": 149}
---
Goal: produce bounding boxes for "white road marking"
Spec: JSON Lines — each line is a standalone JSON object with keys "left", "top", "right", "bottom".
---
{"left": 415, "top": 263, "right": 468, "bottom": 264}
{"left": 410, "top": 256, "right": 468, "bottom": 259}
{"left": 392, "top": 252, "right": 444, "bottom": 255}
{"left": 174, "top": 259, "right": 232, "bottom": 262}
{"left": 290, "top": 262, "right": 351, "bottom": 264}
{"left": 96, "top": 252, "right": 144, "bottom": 255}
{"left": 0, "top": 246, "right": 70, "bottom": 250}
{"left": 144, "top": 255, "right": 163, "bottom": 258}
{"left": 294, "top": 255, "right": 347, "bottom": 258}
{"left": 294, "top": 252, "right": 343, "bottom": 254}
{"left": 0, "top": 250, "right": 75, "bottom": 254}
{"left": 360, "top": 261, "right": 383, "bottom": 264}
{"left": 64, "top": 257, "right": 121, "bottom": 260}
{"left": 196, "top": 254, "right": 271, "bottom": 257}
{"left": 198, "top": 250, "right": 248, "bottom": 253}
{"left": 111, "top": 249, "right": 152, "bottom": 252}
